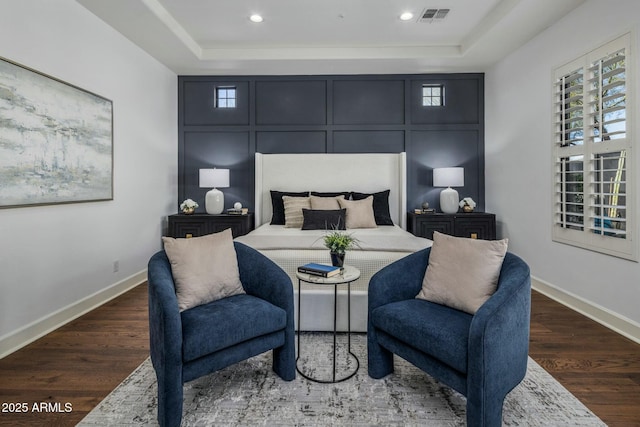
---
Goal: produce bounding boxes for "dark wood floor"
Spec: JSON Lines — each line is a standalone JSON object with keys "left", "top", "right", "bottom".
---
{"left": 0, "top": 285, "right": 149, "bottom": 427}
{"left": 1, "top": 284, "right": 639, "bottom": 426}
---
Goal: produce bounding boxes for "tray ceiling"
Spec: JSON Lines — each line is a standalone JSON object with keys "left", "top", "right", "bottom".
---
{"left": 76, "top": 0, "right": 585, "bottom": 75}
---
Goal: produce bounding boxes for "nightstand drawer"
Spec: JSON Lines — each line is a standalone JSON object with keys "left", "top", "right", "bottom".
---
{"left": 168, "top": 213, "right": 254, "bottom": 238}
{"left": 171, "top": 219, "right": 208, "bottom": 239}
{"left": 407, "top": 212, "right": 496, "bottom": 240}
{"left": 454, "top": 216, "right": 495, "bottom": 240}
{"left": 411, "top": 217, "right": 453, "bottom": 240}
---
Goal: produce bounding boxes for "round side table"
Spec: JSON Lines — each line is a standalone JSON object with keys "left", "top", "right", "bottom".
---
{"left": 295, "top": 265, "right": 361, "bottom": 383}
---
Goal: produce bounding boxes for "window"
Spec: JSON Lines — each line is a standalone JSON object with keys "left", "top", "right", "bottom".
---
{"left": 552, "top": 33, "right": 636, "bottom": 261}
{"left": 215, "top": 86, "right": 236, "bottom": 108}
{"left": 422, "top": 84, "right": 444, "bottom": 106}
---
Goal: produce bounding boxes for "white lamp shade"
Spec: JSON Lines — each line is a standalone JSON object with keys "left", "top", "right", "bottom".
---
{"left": 433, "top": 167, "right": 464, "bottom": 187}
{"left": 199, "top": 168, "right": 229, "bottom": 188}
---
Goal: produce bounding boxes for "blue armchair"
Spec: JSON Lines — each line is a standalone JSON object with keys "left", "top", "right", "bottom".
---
{"left": 148, "top": 242, "right": 296, "bottom": 427}
{"left": 368, "top": 247, "right": 531, "bottom": 427}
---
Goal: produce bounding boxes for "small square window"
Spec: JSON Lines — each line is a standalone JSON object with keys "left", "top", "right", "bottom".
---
{"left": 215, "top": 86, "right": 236, "bottom": 108}
{"left": 422, "top": 84, "right": 444, "bottom": 107}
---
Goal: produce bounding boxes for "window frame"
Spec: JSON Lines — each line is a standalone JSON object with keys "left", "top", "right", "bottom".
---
{"left": 214, "top": 86, "right": 237, "bottom": 109}
{"left": 421, "top": 84, "right": 445, "bottom": 107}
{"left": 551, "top": 33, "right": 637, "bottom": 261}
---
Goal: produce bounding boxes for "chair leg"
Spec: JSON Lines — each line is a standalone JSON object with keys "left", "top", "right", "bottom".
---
{"left": 367, "top": 328, "right": 394, "bottom": 379}
{"left": 156, "top": 370, "right": 184, "bottom": 427}
{"left": 466, "top": 390, "right": 505, "bottom": 427}
{"left": 272, "top": 338, "right": 296, "bottom": 381}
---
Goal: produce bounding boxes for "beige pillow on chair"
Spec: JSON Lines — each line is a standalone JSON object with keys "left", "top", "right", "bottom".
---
{"left": 416, "top": 231, "right": 508, "bottom": 314}
{"left": 162, "top": 228, "right": 245, "bottom": 311}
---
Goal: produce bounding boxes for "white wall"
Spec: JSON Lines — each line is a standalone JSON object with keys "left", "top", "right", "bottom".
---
{"left": 0, "top": 0, "right": 177, "bottom": 354}
{"left": 486, "top": 0, "right": 640, "bottom": 333}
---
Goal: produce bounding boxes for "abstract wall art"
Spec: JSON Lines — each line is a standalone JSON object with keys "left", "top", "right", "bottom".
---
{"left": 0, "top": 57, "right": 113, "bottom": 208}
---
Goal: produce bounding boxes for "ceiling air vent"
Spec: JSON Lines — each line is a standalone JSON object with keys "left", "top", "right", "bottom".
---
{"left": 420, "top": 8, "right": 450, "bottom": 23}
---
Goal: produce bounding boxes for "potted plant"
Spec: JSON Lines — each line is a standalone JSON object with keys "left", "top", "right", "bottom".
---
{"left": 322, "top": 230, "right": 360, "bottom": 267}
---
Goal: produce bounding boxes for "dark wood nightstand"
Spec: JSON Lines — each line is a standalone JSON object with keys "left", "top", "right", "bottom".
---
{"left": 168, "top": 213, "right": 254, "bottom": 238}
{"left": 407, "top": 212, "right": 496, "bottom": 240}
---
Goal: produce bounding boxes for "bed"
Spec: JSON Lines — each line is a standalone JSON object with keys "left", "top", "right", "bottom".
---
{"left": 235, "top": 152, "right": 432, "bottom": 332}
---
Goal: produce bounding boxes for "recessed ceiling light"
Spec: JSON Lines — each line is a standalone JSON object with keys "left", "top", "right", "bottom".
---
{"left": 400, "top": 12, "right": 414, "bottom": 21}
{"left": 249, "top": 14, "right": 263, "bottom": 23}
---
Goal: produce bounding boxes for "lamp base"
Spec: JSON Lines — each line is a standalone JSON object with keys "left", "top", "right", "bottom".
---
{"left": 439, "top": 187, "right": 459, "bottom": 214}
{"left": 205, "top": 188, "right": 224, "bottom": 214}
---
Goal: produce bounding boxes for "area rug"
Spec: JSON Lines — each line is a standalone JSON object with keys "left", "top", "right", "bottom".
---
{"left": 79, "top": 333, "right": 605, "bottom": 426}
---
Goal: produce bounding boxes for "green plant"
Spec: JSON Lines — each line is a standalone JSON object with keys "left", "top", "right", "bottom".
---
{"left": 322, "top": 230, "right": 360, "bottom": 255}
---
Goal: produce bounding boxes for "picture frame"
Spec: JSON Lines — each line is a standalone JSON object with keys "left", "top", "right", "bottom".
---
{"left": 0, "top": 56, "right": 113, "bottom": 209}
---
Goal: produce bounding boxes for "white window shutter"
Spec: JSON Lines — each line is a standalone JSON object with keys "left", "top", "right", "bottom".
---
{"left": 552, "top": 33, "right": 636, "bottom": 261}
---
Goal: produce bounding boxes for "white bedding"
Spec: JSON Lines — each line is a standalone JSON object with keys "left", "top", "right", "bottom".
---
{"left": 236, "top": 223, "right": 430, "bottom": 252}
{"left": 235, "top": 224, "right": 432, "bottom": 331}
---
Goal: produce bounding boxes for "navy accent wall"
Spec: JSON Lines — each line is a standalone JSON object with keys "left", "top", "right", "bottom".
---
{"left": 178, "top": 74, "right": 484, "bottom": 216}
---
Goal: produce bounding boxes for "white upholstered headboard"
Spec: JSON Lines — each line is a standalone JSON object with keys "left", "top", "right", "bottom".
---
{"left": 254, "top": 152, "right": 407, "bottom": 229}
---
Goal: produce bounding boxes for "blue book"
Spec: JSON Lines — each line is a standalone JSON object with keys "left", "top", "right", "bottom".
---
{"left": 297, "top": 263, "right": 341, "bottom": 277}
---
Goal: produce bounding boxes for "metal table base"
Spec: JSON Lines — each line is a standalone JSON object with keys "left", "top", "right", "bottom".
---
{"left": 295, "top": 272, "right": 360, "bottom": 383}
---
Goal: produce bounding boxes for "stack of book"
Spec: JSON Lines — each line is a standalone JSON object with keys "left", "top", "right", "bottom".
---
{"left": 297, "top": 263, "right": 342, "bottom": 278}
{"left": 226, "top": 207, "right": 249, "bottom": 215}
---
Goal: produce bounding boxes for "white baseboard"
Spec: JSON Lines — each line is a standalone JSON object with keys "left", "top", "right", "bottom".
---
{"left": 532, "top": 275, "right": 640, "bottom": 345}
{"left": 3, "top": 272, "right": 637, "bottom": 359}
{"left": 0, "top": 270, "right": 147, "bottom": 359}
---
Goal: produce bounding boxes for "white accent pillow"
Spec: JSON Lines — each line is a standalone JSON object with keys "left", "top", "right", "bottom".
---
{"left": 416, "top": 231, "right": 508, "bottom": 314}
{"left": 337, "top": 196, "right": 377, "bottom": 229}
{"left": 283, "top": 195, "right": 311, "bottom": 228}
{"left": 161, "top": 228, "right": 245, "bottom": 312}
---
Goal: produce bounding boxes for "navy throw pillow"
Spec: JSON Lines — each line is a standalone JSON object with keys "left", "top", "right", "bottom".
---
{"left": 301, "top": 209, "right": 347, "bottom": 230}
{"left": 351, "top": 189, "right": 393, "bottom": 225}
{"left": 270, "top": 190, "right": 309, "bottom": 225}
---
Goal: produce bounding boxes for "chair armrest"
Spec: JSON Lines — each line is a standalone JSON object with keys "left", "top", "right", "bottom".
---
{"left": 368, "top": 247, "right": 431, "bottom": 311}
{"left": 148, "top": 251, "right": 183, "bottom": 370}
{"left": 235, "top": 242, "right": 296, "bottom": 380}
{"left": 234, "top": 242, "right": 294, "bottom": 314}
{"left": 467, "top": 253, "right": 531, "bottom": 394}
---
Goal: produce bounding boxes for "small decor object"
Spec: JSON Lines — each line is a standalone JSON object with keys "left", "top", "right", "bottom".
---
{"left": 433, "top": 167, "right": 464, "bottom": 214}
{"left": 321, "top": 230, "right": 360, "bottom": 267}
{"left": 415, "top": 201, "right": 436, "bottom": 214}
{"left": 227, "top": 201, "right": 248, "bottom": 215}
{"left": 199, "top": 168, "right": 230, "bottom": 214}
{"left": 418, "top": 202, "right": 435, "bottom": 214}
{"left": 180, "top": 199, "right": 198, "bottom": 214}
{"left": 459, "top": 197, "right": 476, "bottom": 213}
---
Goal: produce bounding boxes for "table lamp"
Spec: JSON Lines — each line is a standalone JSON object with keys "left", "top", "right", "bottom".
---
{"left": 199, "top": 168, "right": 229, "bottom": 214}
{"left": 433, "top": 167, "right": 464, "bottom": 214}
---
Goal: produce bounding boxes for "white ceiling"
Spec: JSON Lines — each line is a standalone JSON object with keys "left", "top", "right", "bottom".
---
{"left": 76, "top": 0, "right": 585, "bottom": 75}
